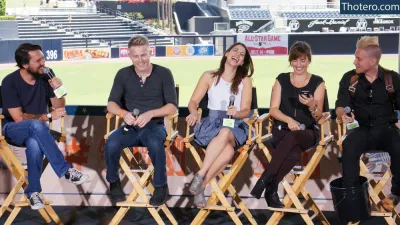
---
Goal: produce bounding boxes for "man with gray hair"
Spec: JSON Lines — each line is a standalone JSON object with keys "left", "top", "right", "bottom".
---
{"left": 105, "top": 35, "right": 178, "bottom": 206}
{"left": 336, "top": 36, "right": 400, "bottom": 212}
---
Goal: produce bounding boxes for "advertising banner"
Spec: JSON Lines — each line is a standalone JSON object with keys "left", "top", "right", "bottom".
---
{"left": 237, "top": 33, "right": 288, "bottom": 55}
{"left": 230, "top": 19, "right": 273, "bottom": 33}
{"left": 0, "top": 39, "right": 62, "bottom": 63}
{"left": 287, "top": 18, "right": 400, "bottom": 32}
{"left": 119, "top": 46, "right": 155, "bottom": 58}
{"left": 166, "top": 45, "right": 214, "bottom": 57}
{"left": 63, "top": 48, "right": 111, "bottom": 60}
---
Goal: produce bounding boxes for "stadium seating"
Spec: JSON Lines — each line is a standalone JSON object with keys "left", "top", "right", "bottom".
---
{"left": 228, "top": 5, "right": 272, "bottom": 20}
{"left": 17, "top": 13, "right": 173, "bottom": 48}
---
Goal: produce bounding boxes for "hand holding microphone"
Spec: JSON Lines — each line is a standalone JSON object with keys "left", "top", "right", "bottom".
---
{"left": 134, "top": 110, "right": 154, "bottom": 128}
{"left": 123, "top": 109, "right": 139, "bottom": 134}
{"left": 286, "top": 117, "right": 305, "bottom": 131}
{"left": 342, "top": 106, "right": 355, "bottom": 124}
{"left": 342, "top": 106, "right": 359, "bottom": 130}
{"left": 43, "top": 67, "right": 67, "bottom": 98}
{"left": 227, "top": 95, "right": 236, "bottom": 119}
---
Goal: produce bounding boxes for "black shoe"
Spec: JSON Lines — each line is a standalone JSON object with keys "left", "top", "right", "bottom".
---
{"left": 250, "top": 171, "right": 274, "bottom": 199}
{"left": 150, "top": 184, "right": 169, "bottom": 206}
{"left": 110, "top": 180, "right": 125, "bottom": 204}
{"left": 265, "top": 190, "right": 284, "bottom": 208}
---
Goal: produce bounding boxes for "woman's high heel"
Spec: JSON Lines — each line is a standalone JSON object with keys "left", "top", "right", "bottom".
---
{"left": 250, "top": 172, "right": 274, "bottom": 199}
{"left": 265, "top": 188, "right": 284, "bottom": 208}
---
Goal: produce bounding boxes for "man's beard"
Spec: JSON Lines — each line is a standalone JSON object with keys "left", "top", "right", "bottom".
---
{"left": 27, "top": 67, "right": 44, "bottom": 80}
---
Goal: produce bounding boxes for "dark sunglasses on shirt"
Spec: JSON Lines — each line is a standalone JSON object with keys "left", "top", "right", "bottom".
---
{"left": 367, "top": 85, "right": 372, "bottom": 104}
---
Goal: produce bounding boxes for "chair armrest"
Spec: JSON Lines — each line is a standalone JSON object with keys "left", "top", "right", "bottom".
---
{"left": 60, "top": 116, "right": 66, "bottom": 143}
{"left": 317, "top": 112, "right": 334, "bottom": 146}
{"left": 166, "top": 111, "right": 179, "bottom": 141}
{"left": 256, "top": 113, "right": 270, "bottom": 123}
{"left": 244, "top": 112, "right": 259, "bottom": 144}
{"left": 336, "top": 119, "right": 346, "bottom": 151}
{"left": 167, "top": 112, "right": 178, "bottom": 120}
{"left": 318, "top": 112, "right": 331, "bottom": 125}
{"left": 106, "top": 112, "right": 115, "bottom": 119}
{"left": 256, "top": 113, "right": 272, "bottom": 144}
{"left": 244, "top": 113, "right": 259, "bottom": 126}
{"left": 184, "top": 108, "right": 202, "bottom": 141}
{"left": 105, "top": 112, "right": 117, "bottom": 140}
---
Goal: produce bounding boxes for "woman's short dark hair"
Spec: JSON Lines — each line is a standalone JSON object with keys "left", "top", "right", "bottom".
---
{"left": 15, "top": 43, "right": 42, "bottom": 69}
{"left": 288, "top": 41, "right": 312, "bottom": 63}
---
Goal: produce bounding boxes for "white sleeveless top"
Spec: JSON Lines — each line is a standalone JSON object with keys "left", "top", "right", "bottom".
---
{"left": 207, "top": 77, "right": 243, "bottom": 111}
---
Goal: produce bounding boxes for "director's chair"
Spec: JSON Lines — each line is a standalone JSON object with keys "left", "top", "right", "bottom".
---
{"left": 336, "top": 120, "right": 400, "bottom": 225}
{"left": 0, "top": 86, "right": 65, "bottom": 225}
{"left": 256, "top": 90, "right": 333, "bottom": 225}
{"left": 184, "top": 86, "right": 259, "bottom": 225}
{"left": 107, "top": 85, "right": 179, "bottom": 225}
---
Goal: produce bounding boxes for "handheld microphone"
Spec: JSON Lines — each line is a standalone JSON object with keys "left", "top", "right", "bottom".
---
{"left": 278, "top": 124, "right": 306, "bottom": 131}
{"left": 43, "top": 67, "right": 56, "bottom": 79}
{"left": 133, "top": 109, "right": 140, "bottom": 118}
{"left": 344, "top": 106, "right": 352, "bottom": 117}
{"left": 43, "top": 67, "right": 67, "bottom": 98}
{"left": 344, "top": 106, "right": 359, "bottom": 130}
{"left": 123, "top": 109, "right": 140, "bottom": 133}
{"left": 228, "top": 95, "right": 235, "bottom": 119}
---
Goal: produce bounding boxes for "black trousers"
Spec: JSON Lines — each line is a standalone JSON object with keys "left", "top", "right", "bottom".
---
{"left": 342, "top": 124, "right": 400, "bottom": 195}
{"left": 265, "top": 127, "right": 319, "bottom": 190}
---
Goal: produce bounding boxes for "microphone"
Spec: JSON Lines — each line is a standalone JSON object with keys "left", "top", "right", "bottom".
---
{"left": 278, "top": 124, "right": 306, "bottom": 131}
{"left": 228, "top": 95, "right": 235, "bottom": 119}
{"left": 344, "top": 106, "right": 352, "bottom": 117}
{"left": 43, "top": 67, "right": 56, "bottom": 79}
{"left": 133, "top": 109, "right": 140, "bottom": 118}
{"left": 43, "top": 66, "right": 67, "bottom": 98}
{"left": 123, "top": 109, "right": 140, "bottom": 134}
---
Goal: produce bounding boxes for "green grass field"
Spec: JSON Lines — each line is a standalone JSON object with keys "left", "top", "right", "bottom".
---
{"left": 0, "top": 55, "right": 398, "bottom": 108}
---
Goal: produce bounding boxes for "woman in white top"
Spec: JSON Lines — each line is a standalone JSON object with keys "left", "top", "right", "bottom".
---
{"left": 186, "top": 42, "right": 254, "bottom": 207}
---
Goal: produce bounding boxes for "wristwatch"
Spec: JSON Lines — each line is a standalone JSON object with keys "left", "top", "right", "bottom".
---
{"left": 47, "top": 113, "right": 52, "bottom": 122}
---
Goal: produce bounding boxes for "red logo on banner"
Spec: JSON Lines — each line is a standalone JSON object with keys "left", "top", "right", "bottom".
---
{"left": 119, "top": 46, "right": 155, "bottom": 58}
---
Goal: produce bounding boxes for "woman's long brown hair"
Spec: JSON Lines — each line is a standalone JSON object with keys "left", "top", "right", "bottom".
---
{"left": 212, "top": 42, "right": 254, "bottom": 95}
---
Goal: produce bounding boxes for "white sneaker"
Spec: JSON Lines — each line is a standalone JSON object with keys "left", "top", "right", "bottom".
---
{"left": 65, "top": 168, "right": 89, "bottom": 185}
{"left": 29, "top": 192, "right": 45, "bottom": 210}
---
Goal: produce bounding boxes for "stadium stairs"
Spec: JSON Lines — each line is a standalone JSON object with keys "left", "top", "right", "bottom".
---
{"left": 17, "top": 11, "right": 173, "bottom": 49}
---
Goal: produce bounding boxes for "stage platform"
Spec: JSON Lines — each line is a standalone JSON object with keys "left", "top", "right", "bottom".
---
{"left": 0, "top": 206, "right": 389, "bottom": 224}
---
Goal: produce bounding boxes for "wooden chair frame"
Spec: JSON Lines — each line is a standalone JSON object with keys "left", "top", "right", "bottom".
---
{"left": 106, "top": 86, "right": 180, "bottom": 225}
{"left": 256, "top": 89, "right": 333, "bottom": 225}
{"left": 0, "top": 115, "right": 65, "bottom": 225}
{"left": 336, "top": 120, "right": 400, "bottom": 225}
{"left": 184, "top": 87, "right": 259, "bottom": 225}
{"left": 256, "top": 113, "right": 332, "bottom": 225}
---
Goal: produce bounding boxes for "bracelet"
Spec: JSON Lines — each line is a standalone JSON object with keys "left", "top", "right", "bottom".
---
{"left": 119, "top": 110, "right": 125, "bottom": 118}
{"left": 309, "top": 105, "right": 317, "bottom": 112}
